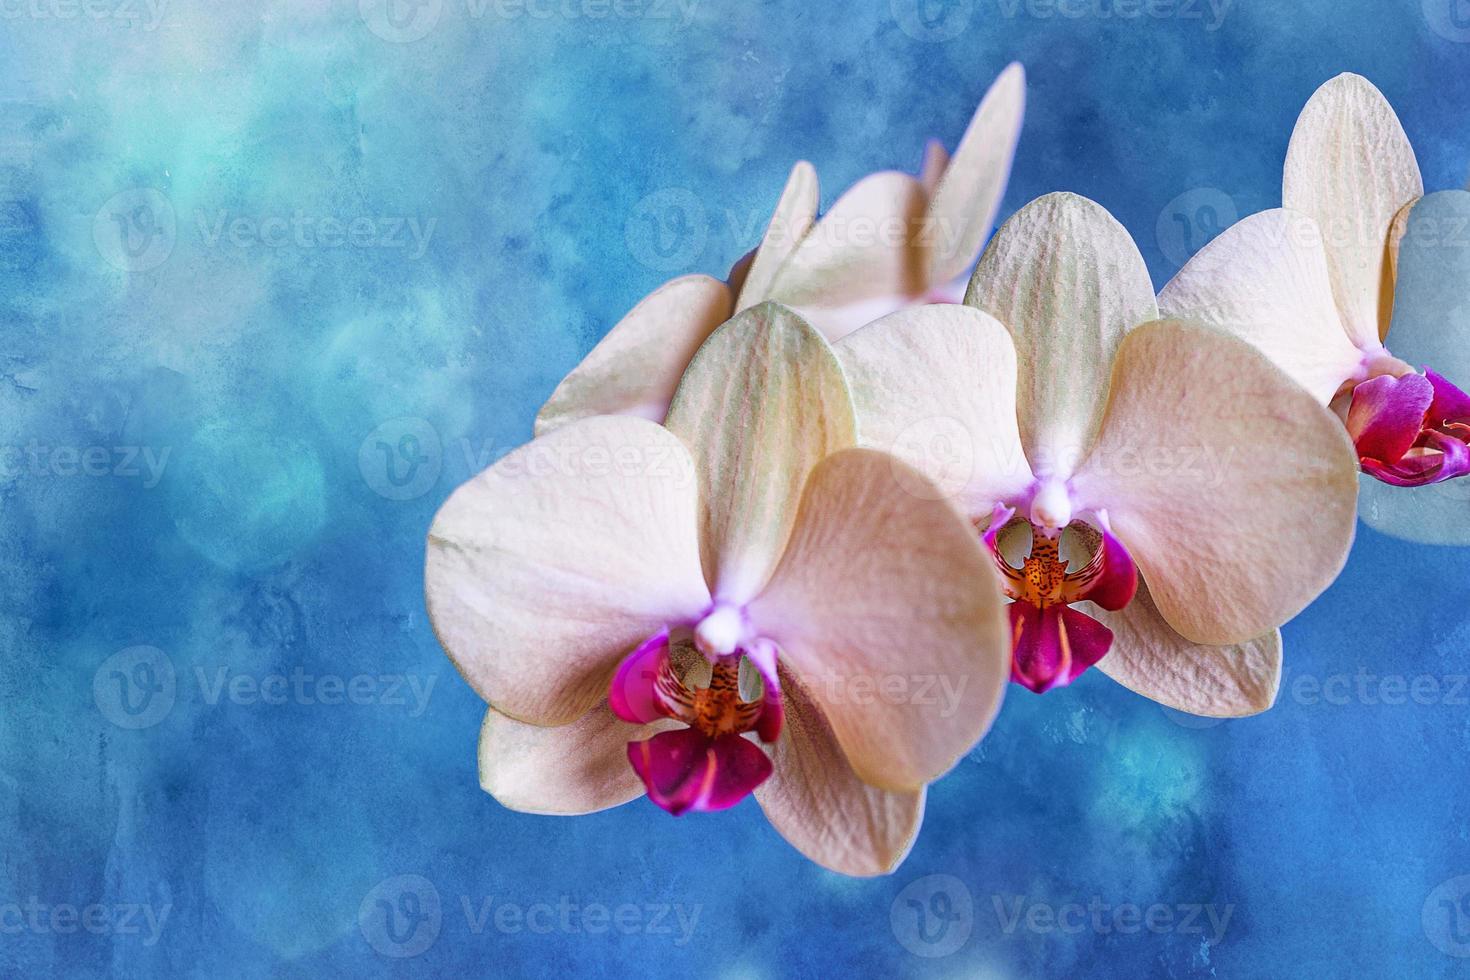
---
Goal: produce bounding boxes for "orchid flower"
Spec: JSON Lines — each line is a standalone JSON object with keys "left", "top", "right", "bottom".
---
{"left": 1160, "top": 73, "right": 1470, "bottom": 544}
{"left": 534, "top": 63, "right": 1025, "bottom": 435}
{"left": 426, "top": 302, "right": 1010, "bottom": 875}
{"left": 834, "top": 192, "right": 1360, "bottom": 716}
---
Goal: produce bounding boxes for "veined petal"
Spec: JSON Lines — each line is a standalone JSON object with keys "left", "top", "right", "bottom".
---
{"left": 734, "top": 161, "right": 820, "bottom": 313}
{"left": 535, "top": 275, "right": 734, "bottom": 434}
{"left": 923, "top": 62, "right": 1026, "bottom": 287}
{"left": 426, "top": 416, "right": 711, "bottom": 724}
{"left": 1381, "top": 191, "right": 1470, "bottom": 406}
{"left": 1069, "top": 320, "right": 1358, "bottom": 645}
{"left": 1346, "top": 373, "right": 1435, "bottom": 464}
{"left": 754, "top": 672, "right": 924, "bottom": 877}
{"left": 1009, "top": 601, "right": 1114, "bottom": 694}
{"left": 1283, "top": 73, "right": 1424, "bottom": 348}
{"left": 769, "top": 171, "right": 929, "bottom": 340}
{"left": 1157, "top": 208, "right": 1365, "bottom": 404}
{"left": 477, "top": 704, "right": 674, "bottom": 815}
{"left": 919, "top": 139, "right": 949, "bottom": 196}
{"left": 965, "top": 192, "right": 1158, "bottom": 478}
{"left": 835, "top": 304, "right": 1034, "bottom": 516}
{"left": 746, "top": 449, "right": 1009, "bottom": 792}
{"left": 1086, "top": 581, "right": 1282, "bottom": 717}
{"left": 664, "top": 302, "right": 857, "bottom": 604}
{"left": 628, "top": 729, "right": 772, "bottom": 815}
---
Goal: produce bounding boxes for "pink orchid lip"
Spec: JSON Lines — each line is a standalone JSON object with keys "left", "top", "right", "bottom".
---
{"left": 609, "top": 615, "right": 783, "bottom": 816}
{"left": 982, "top": 509, "right": 1139, "bottom": 695}
{"left": 1347, "top": 368, "right": 1470, "bottom": 487}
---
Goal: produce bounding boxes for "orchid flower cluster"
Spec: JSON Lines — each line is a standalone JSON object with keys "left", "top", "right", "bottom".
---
{"left": 425, "top": 66, "right": 1469, "bottom": 875}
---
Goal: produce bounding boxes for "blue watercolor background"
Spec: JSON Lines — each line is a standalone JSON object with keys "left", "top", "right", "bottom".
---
{"left": 3, "top": 0, "right": 1470, "bottom": 976}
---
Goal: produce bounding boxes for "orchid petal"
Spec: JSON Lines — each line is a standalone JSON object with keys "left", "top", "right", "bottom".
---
{"left": 919, "top": 139, "right": 949, "bottom": 196}
{"left": 664, "top": 302, "right": 856, "bottom": 604}
{"left": 1283, "top": 73, "right": 1424, "bottom": 348}
{"left": 1085, "top": 581, "right": 1282, "bottom": 717}
{"left": 628, "top": 729, "right": 772, "bottom": 816}
{"left": 965, "top": 192, "right": 1157, "bottom": 477}
{"left": 754, "top": 672, "right": 924, "bottom": 876}
{"left": 535, "top": 275, "right": 734, "bottom": 434}
{"left": 835, "top": 304, "right": 1034, "bottom": 515}
{"left": 1070, "top": 320, "right": 1358, "bottom": 645}
{"left": 608, "top": 630, "right": 674, "bottom": 725}
{"left": 734, "top": 161, "right": 820, "bottom": 313}
{"left": 769, "top": 171, "right": 929, "bottom": 340}
{"left": 747, "top": 448, "right": 1009, "bottom": 792}
{"left": 923, "top": 62, "right": 1026, "bottom": 287}
{"left": 1009, "top": 601, "right": 1114, "bottom": 694}
{"left": 1427, "top": 369, "right": 1470, "bottom": 428}
{"left": 744, "top": 639, "right": 784, "bottom": 743}
{"left": 1066, "top": 523, "right": 1138, "bottom": 612}
{"left": 1380, "top": 191, "right": 1470, "bottom": 409}
{"left": 1346, "top": 373, "right": 1434, "bottom": 464}
{"left": 426, "top": 416, "right": 711, "bottom": 724}
{"left": 1157, "top": 208, "right": 1365, "bottom": 404}
{"left": 477, "top": 704, "right": 673, "bottom": 815}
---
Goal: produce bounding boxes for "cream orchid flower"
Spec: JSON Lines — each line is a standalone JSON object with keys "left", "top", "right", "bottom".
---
{"left": 426, "top": 302, "right": 1010, "bottom": 876}
{"left": 534, "top": 63, "right": 1026, "bottom": 435}
{"left": 835, "top": 192, "right": 1360, "bottom": 717}
{"left": 1160, "top": 73, "right": 1470, "bottom": 544}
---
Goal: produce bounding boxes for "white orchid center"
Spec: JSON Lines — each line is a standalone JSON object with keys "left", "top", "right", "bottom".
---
{"left": 694, "top": 603, "right": 747, "bottom": 659}
{"left": 1028, "top": 477, "right": 1073, "bottom": 533}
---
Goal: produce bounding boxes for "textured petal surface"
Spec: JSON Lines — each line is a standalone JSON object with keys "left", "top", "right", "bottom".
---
{"left": 1346, "top": 373, "right": 1434, "bottom": 464}
{"left": 965, "top": 192, "right": 1157, "bottom": 477}
{"left": 477, "top": 704, "right": 673, "bottom": 815}
{"left": 770, "top": 171, "right": 929, "bottom": 334}
{"left": 747, "top": 449, "right": 1008, "bottom": 791}
{"left": 754, "top": 672, "right": 924, "bottom": 877}
{"left": 1087, "top": 581, "right": 1283, "bottom": 717}
{"left": 1158, "top": 208, "right": 1365, "bottom": 404}
{"left": 923, "top": 62, "right": 1026, "bottom": 286}
{"left": 835, "top": 304, "right": 1034, "bottom": 516}
{"left": 535, "top": 274, "right": 734, "bottom": 434}
{"left": 426, "top": 415, "right": 711, "bottom": 724}
{"left": 1070, "top": 320, "right": 1359, "bottom": 645}
{"left": 1283, "top": 73, "right": 1424, "bottom": 348}
{"left": 664, "top": 302, "right": 857, "bottom": 603}
{"left": 735, "top": 161, "right": 820, "bottom": 313}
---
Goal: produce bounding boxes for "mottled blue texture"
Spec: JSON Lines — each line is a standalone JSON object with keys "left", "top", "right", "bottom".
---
{"left": 3, "top": 1, "right": 1470, "bottom": 976}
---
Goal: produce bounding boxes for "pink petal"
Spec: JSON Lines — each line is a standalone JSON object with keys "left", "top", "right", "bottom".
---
{"left": 1071, "top": 525, "right": 1138, "bottom": 612}
{"left": 744, "top": 639, "right": 784, "bottom": 743}
{"left": 1362, "top": 429, "right": 1470, "bottom": 487}
{"left": 1426, "top": 369, "right": 1470, "bottom": 428}
{"left": 1346, "top": 373, "right": 1434, "bottom": 464}
{"left": 608, "top": 630, "right": 673, "bottom": 725}
{"left": 1010, "top": 602, "right": 1114, "bottom": 694}
{"left": 627, "top": 729, "right": 771, "bottom": 816}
